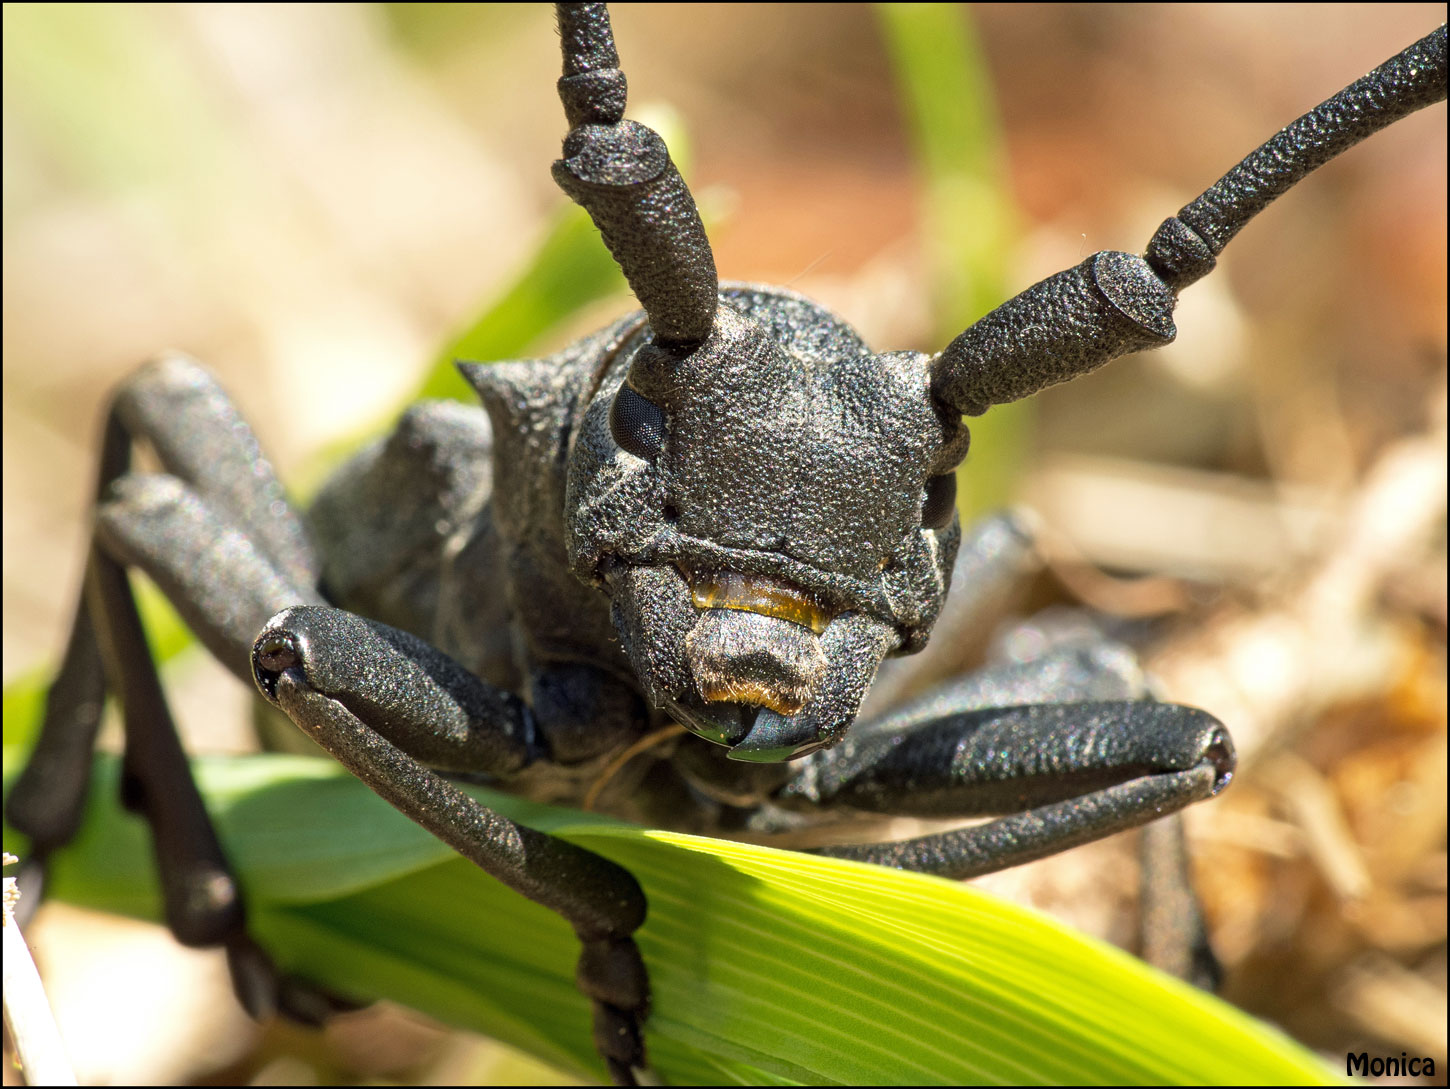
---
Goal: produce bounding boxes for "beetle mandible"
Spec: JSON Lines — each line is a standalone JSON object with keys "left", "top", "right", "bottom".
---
{"left": 5, "top": 4, "right": 1444, "bottom": 1084}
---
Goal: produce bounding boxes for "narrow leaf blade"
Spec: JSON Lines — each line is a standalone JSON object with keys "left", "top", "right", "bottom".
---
{"left": 4, "top": 753, "right": 1337, "bottom": 1085}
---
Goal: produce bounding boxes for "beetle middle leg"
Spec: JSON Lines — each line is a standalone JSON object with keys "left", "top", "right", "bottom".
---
{"left": 1139, "top": 814, "right": 1219, "bottom": 989}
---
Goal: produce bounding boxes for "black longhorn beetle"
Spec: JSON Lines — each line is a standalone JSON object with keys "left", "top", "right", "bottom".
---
{"left": 4, "top": 4, "right": 1446, "bottom": 1084}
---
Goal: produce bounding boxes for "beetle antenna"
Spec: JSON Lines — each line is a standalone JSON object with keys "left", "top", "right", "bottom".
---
{"left": 930, "top": 24, "right": 1447, "bottom": 418}
{"left": 552, "top": 2, "right": 719, "bottom": 347}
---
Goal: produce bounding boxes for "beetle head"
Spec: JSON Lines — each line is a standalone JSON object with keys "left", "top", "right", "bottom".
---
{"left": 565, "top": 286, "right": 968, "bottom": 760}
{"left": 544, "top": 59, "right": 967, "bottom": 761}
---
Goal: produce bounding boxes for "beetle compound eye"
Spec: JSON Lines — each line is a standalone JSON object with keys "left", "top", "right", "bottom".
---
{"left": 921, "top": 473, "right": 957, "bottom": 529}
{"left": 610, "top": 385, "right": 666, "bottom": 459}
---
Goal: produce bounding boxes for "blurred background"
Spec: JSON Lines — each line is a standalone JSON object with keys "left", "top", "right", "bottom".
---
{"left": 4, "top": 3, "right": 1445, "bottom": 1084}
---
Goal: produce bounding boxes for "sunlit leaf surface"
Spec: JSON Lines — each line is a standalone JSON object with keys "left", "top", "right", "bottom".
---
{"left": 5, "top": 752, "right": 1335, "bottom": 1086}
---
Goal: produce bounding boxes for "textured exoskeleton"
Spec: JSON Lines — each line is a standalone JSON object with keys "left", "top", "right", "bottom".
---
{"left": 6, "top": 5, "right": 1445, "bottom": 1084}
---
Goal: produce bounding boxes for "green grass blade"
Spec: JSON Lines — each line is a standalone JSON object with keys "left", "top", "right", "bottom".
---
{"left": 4, "top": 751, "right": 1337, "bottom": 1086}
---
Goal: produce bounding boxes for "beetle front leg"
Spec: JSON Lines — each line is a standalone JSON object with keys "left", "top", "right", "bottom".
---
{"left": 251, "top": 605, "right": 651, "bottom": 1086}
{"left": 781, "top": 699, "right": 1233, "bottom": 878}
